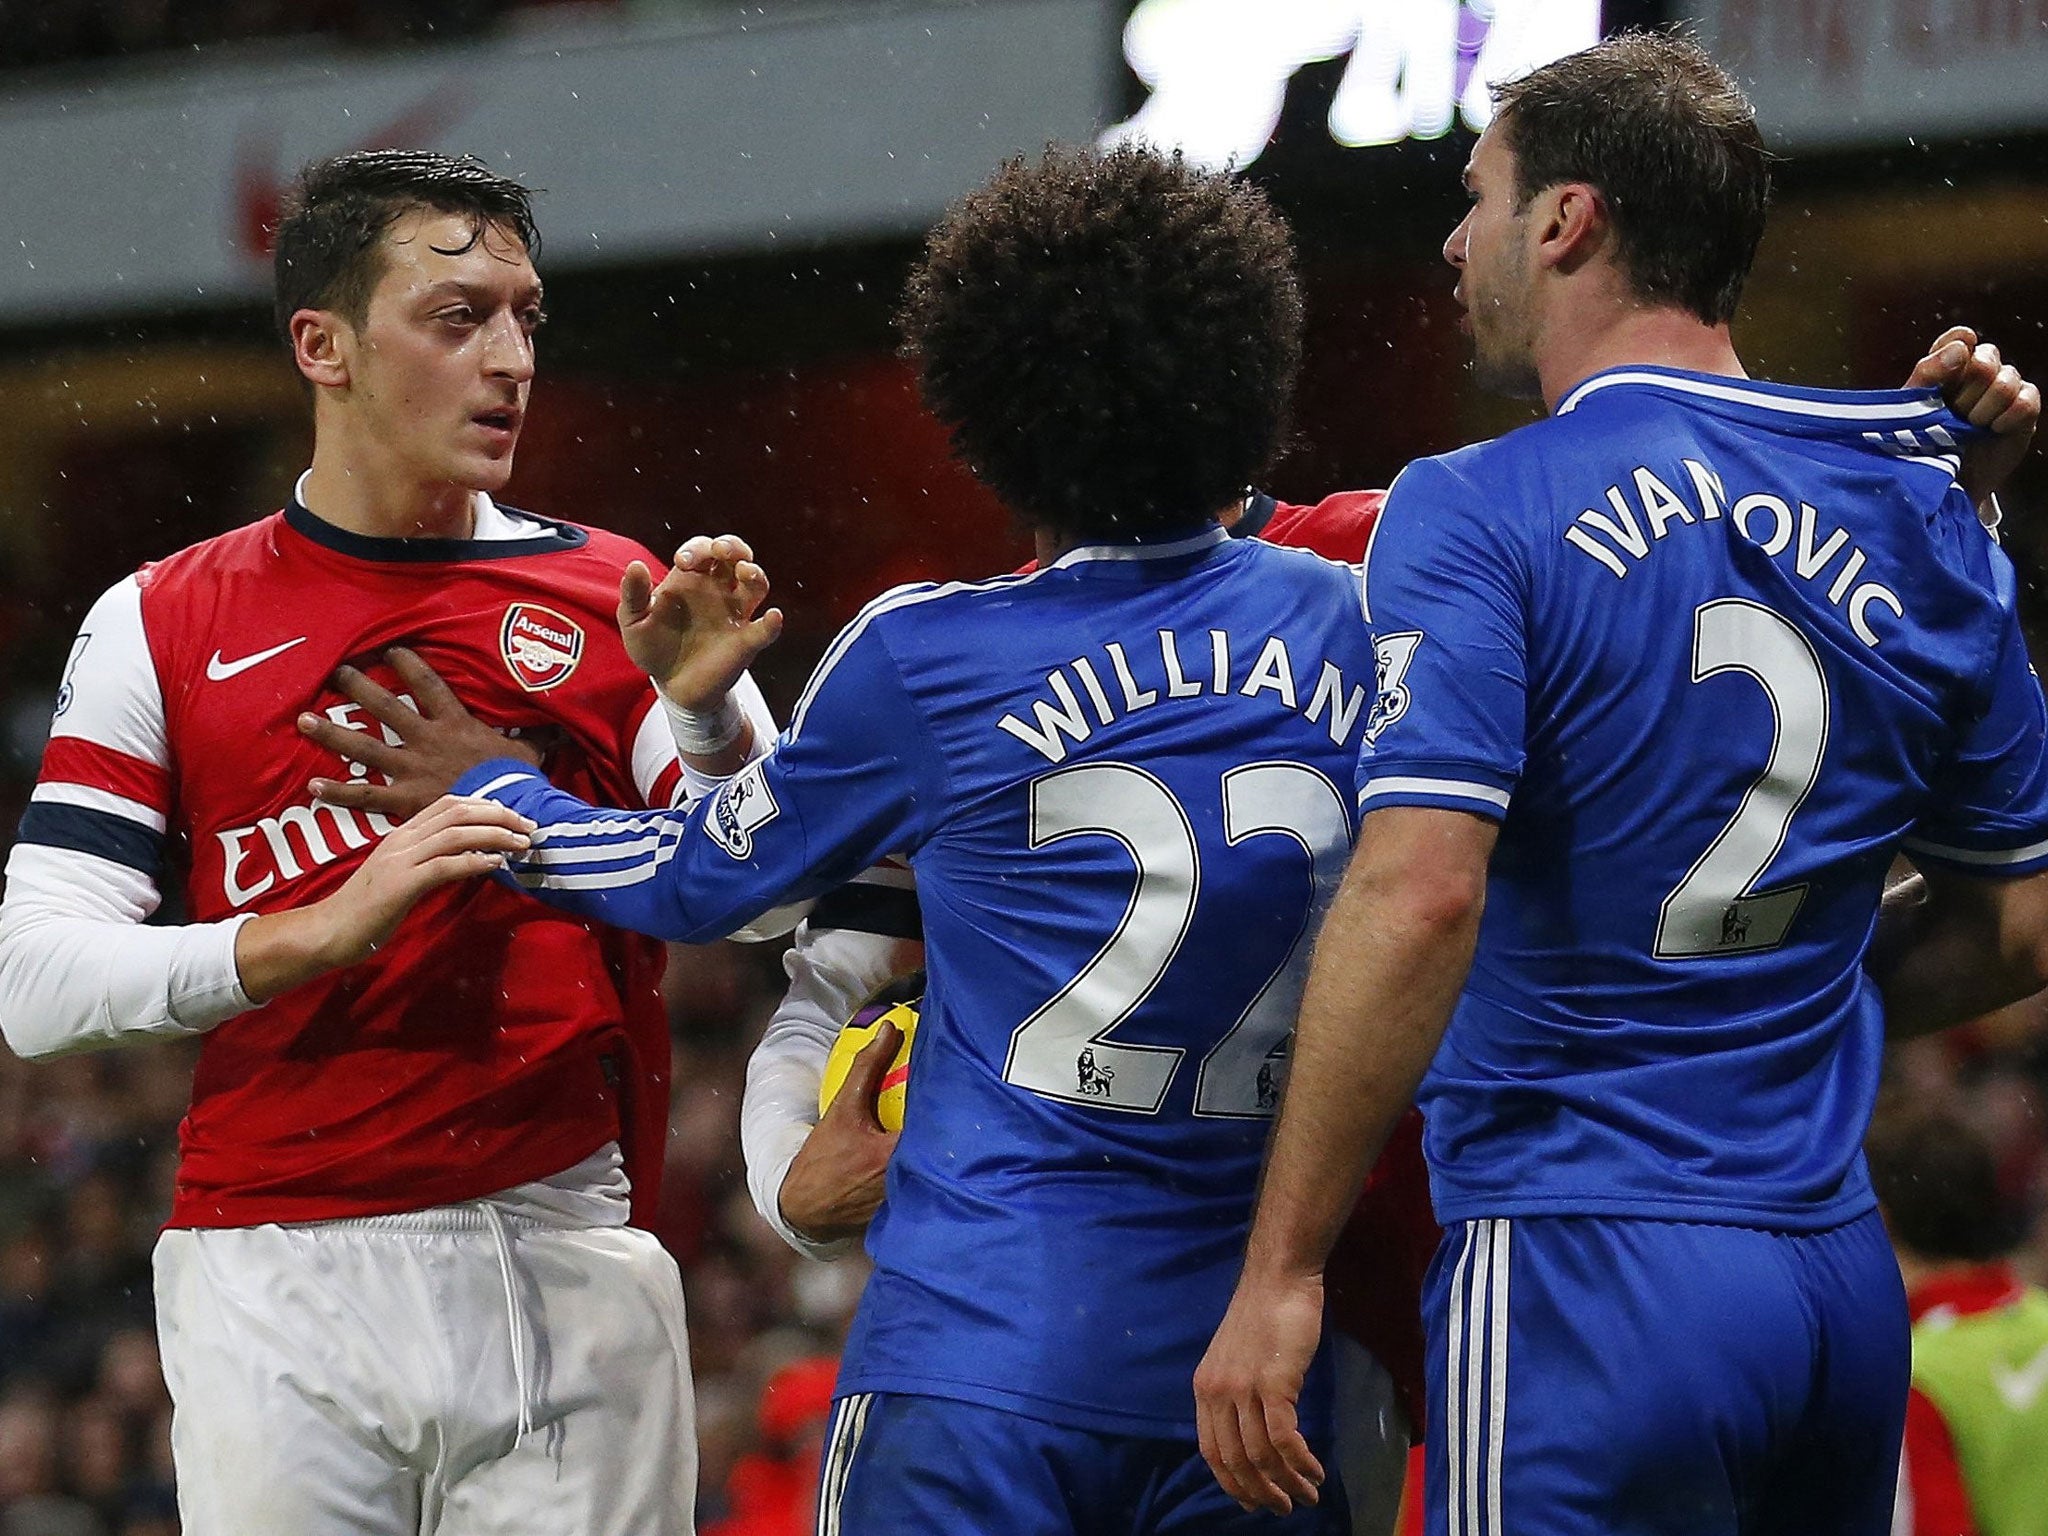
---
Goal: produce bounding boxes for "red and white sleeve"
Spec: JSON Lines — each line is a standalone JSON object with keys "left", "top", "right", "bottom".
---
{"left": 0, "top": 577, "right": 254, "bottom": 1059}
{"left": 625, "top": 670, "right": 779, "bottom": 811}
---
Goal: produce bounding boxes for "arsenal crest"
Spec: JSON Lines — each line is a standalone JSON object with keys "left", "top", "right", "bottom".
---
{"left": 499, "top": 603, "right": 584, "bottom": 692}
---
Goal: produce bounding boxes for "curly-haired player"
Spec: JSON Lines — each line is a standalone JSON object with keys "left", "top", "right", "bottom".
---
{"left": 422, "top": 142, "right": 1374, "bottom": 1535}
{"left": 900, "top": 143, "right": 1302, "bottom": 539}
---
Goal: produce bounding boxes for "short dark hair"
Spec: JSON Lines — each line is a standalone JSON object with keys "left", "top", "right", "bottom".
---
{"left": 1867, "top": 1106, "right": 2018, "bottom": 1264}
{"left": 897, "top": 144, "right": 1303, "bottom": 540}
{"left": 1491, "top": 30, "right": 1770, "bottom": 327}
{"left": 271, "top": 150, "right": 541, "bottom": 344}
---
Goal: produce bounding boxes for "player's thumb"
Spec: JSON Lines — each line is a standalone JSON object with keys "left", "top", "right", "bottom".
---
{"left": 834, "top": 1020, "right": 903, "bottom": 1130}
{"left": 1907, "top": 336, "right": 1973, "bottom": 391}
{"left": 619, "top": 561, "right": 653, "bottom": 625}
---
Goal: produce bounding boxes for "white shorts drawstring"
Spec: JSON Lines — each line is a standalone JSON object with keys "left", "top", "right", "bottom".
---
{"left": 479, "top": 1201, "right": 535, "bottom": 1443}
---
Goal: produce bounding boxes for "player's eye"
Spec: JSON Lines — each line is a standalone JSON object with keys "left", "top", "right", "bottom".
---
{"left": 439, "top": 307, "right": 478, "bottom": 327}
{"left": 521, "top": 307, "right": 549, "bottom": 334}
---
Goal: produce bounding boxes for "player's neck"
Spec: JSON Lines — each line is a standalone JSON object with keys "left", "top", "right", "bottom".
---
{"left": 302, "top": 444, "right": 480, "bottom": 542}
{"left": 1538, "top": 301, "right": 1745, "bottom": 414}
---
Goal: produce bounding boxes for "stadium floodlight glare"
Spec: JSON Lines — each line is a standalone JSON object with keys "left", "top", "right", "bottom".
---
{"left": 1102, "top": 0, "right": 1604, "bottom": 169}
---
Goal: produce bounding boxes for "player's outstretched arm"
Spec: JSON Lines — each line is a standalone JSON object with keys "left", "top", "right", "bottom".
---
{"left": 1196, "top": 805, "right": 1495, "bottom": 1517}
{"left": 1906, "top": 326, "right": 2039, "bottom": 511}
{"left": 454, "top": 604, "right": 936, "bottom": 946}
{"left": 450, "top": 759, "right": 796, "bottom": 944}
{"left": 1870, "top": 862, "right": 2048, "bottom": 1040}
{"left": 621, "top": 534, "right": 785, "bottom": 777}
{"left": 232, "top": 794, "right": 533, "bottom": 1003}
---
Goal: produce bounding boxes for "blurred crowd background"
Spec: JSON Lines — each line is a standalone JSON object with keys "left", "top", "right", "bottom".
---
{"left": 3, "top": 1, "right": 2048, "bottom": 1532}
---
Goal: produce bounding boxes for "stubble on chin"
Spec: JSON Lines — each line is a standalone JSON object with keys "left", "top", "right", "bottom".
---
{"left": 1468, "top": 335, "right": 1542, "bottom": 402}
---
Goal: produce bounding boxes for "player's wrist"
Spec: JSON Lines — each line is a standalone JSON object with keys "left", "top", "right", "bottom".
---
{"left": 235, "top": 900, "right": 362, "bottom": 1004}
{"left": 1238, "top": 1229, "right": 1328, "bottom": 1291}
{"left": 661, "top": 688, "right": 746, "bottom": 752}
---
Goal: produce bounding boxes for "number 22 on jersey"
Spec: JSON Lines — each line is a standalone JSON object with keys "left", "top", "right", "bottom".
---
{"left": 1001, "top": 759, "right": 1353, "bottom": 1117}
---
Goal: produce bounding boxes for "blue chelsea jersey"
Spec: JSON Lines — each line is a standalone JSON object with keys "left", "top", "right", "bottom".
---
{"left": 459, "top": 528, "right": 1379, "bottom": 1435}
{"left": 1359, "top": 366, "right": 2048, "bottom": 1230}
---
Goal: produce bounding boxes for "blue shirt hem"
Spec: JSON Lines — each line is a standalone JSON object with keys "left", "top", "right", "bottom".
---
{"left": 1431, "top": 1187, "right": 1878, "bottom": 1233}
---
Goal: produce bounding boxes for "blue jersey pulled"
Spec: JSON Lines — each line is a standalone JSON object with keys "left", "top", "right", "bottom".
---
{"left": 458, "top": 528, "right": 1379, "bottom": 1434}
{"left": 1358, "top": 367, "right": 2048, "bottom": 1231}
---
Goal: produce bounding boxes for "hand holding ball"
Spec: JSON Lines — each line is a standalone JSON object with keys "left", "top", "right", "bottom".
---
{"left": 818, "top": 991, "right": 920, "bottom": 1132}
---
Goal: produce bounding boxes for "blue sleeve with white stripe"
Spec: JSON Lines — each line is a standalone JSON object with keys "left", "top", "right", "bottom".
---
{"left": 455, "top": 618, "right": 942, "bottom": 943}
{"left": 1356, "top": 456, "right": 1527, "bottom": 819}
{"left": 1904, "top": 589, "right": 2048, "bottom": 875}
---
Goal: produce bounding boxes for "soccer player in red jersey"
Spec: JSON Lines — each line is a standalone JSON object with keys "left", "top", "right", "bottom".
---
{"left": 0, "top": 152, "right": 769, "bottom": 1535}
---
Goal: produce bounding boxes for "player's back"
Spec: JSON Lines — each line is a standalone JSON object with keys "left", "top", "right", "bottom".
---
{"left": 1363, "top": 367, "right": 2035, "bottom": 1229}
{"left": 836, "top": 528, "right": 1377, "bottom": 1435}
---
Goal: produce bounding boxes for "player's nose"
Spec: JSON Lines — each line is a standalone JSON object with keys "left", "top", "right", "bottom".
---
{"left": 1443, "top": 215, "right": 1469, "bottom": 269}
{"left": 483, "top": 310, "right": 536, "bottom": 382}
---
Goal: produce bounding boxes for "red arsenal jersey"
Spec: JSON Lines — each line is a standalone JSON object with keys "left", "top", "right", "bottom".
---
{"left": 1246, "top": 489, "right": 1388, "bottom": 565}
{"left": 1256, "top": 488, "right": 1436, "bottom": 1438}
{"left": 26, "top": 494, "right": 684, "bottom": 1228}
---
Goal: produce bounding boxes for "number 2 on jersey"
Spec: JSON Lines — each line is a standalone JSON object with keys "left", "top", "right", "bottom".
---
{"left": 1002, "top": 760, "right": 1352, "bottom": 1115}
{"left": 1654, "top": 598, "right": 1829, "bottom": 958}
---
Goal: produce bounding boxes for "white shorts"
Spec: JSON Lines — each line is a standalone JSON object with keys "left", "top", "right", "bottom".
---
{"left": 154, "top": 1206, "right": 695, "bottom": 1536}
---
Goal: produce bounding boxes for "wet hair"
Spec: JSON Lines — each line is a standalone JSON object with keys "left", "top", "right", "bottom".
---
{"left": 1867, "top": 1106, "right": 2019, "bottom": 1264}
{"left": 271, "top": 150, "right": 540, "bottom": 344}
{"left": 897, "top": 143, "right": 1303, "bottom": 541}
{"left": 1490, "top": 30, "right": 1770, "bottom": 326}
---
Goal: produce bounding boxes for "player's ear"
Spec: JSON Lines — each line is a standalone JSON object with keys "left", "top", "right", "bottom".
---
{"left": 1534, "top": 182, "right": 1607, "bottom": 274}
{"left": 290, "top": 308, "right": 353, "bottom": 390}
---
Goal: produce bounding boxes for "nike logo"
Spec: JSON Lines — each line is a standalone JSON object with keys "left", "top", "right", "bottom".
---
{"left": 1993, "top": 1342, "right": 2048, "bottom": 1411}
{"left": 206, "top": 637, "right": 308, "bottom": 681}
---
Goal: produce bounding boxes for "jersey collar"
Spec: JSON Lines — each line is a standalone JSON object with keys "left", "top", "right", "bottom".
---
{"left": 1233, "top": 492, "right": 1278, "bottom": 541}
{"left": 1556, "top": 364, "right": 1952, "bottom": 425}
{"left": 1049, "top": 523, "right": 1229, "bottom": 569}
{"left": 285, "top": 470, "right": 587, "bottom": 564}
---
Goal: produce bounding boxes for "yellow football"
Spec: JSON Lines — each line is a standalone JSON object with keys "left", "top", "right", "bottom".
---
{"left": 818, "top": 999, "right": 919, "bottom": 1132}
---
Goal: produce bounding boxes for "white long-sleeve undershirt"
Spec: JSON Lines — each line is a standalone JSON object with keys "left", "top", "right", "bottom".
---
{"left": 741, "top": 922, "right": 922, "bottom": 1261}
{"left": 0, "top": 842, "right": 253, "bottom": 1060}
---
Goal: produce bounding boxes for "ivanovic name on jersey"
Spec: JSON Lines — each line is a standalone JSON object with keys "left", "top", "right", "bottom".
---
{"left": 1556, "top": 454, "right": 1906, "bottom": 647}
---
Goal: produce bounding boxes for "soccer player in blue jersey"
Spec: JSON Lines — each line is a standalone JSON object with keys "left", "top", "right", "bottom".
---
{"left": 444, "top": 147, "right": 1374, "bottom": 1534}
{"left": 1195, "top": 30, "right": 2048, "bottom": 1536}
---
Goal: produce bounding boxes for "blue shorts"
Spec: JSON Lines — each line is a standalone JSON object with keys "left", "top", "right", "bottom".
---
{"left": 1422, "top": 1212, "right": 1908, "bottom": 1536}
{"left": 816, "top": 1391, "right": 1352, "bottom": 1536}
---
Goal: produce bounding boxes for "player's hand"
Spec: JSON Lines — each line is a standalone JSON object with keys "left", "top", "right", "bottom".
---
{"left": 318, "top": 794, "right": 534, "bottom": 964}
{"left": 300, "top": 647, "right": 543, "bottom": 820}
{"left": 1908, "top": 326, "right": 2039, "bottom": 508}
{"left": 239, "top": 795, "right": 534, "bottom": 1001}
{"left": 778, "top": 1020, "right": 902, "bottom": 1245}
{"left": 620, "top": 534, "right": 784, "bottom": 712}
{"left": 1194, "top": 1268, "right": 1327, "bottom": 1516}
